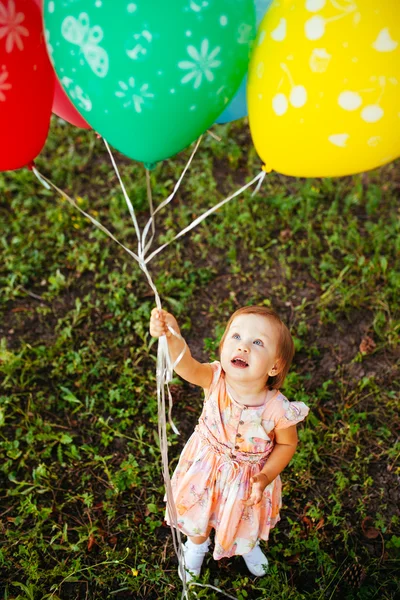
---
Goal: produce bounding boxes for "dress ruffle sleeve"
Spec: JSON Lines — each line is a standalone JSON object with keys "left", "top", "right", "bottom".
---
{"left": 273, "top": 395, "right": 310, "bottom": 430}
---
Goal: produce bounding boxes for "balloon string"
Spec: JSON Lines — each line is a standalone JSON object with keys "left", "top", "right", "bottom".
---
{"left": 144, "top": 170, "right": 266, "bottom": 265}
{"left": 207, "top": 129, "right": 222, "bottom": 142}
{"left": 189, "top": 582, "right": 239, "bottom": 600}
{"left": 31, "top": 167, "right": 141, "bottom": 263}
{"left": 140, "top": 135, "right": 203, "bottom": 257}
{"left": 145, "top": 168, "right": 156, "bottom": 252}
{"left": 103, "top": 138, "right": 143, "bottom": 256}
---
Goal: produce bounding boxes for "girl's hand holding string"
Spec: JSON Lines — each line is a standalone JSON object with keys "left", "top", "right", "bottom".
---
{"left": 150, "top": 308, "right": 180, "bottom": 339}
{"left": 242, "top": 473, "right": 270, "bottom": 506}
{"left": 149, "top": 307, "right": 213, "bottom": 388}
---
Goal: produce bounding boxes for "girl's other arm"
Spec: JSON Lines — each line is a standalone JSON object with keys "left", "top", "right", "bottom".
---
{"left": 149, "top": 308, "right": 213, "bottom": 389}
{"left": 243, "top": 425, "right": 298, "bottom": 506}
{"left": 259, "top": 425, "right": 298, "bottom": 482}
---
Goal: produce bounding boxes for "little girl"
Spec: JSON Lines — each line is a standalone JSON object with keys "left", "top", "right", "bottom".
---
{"left": 150, "top": 305, "right": 309, "bottom": 581}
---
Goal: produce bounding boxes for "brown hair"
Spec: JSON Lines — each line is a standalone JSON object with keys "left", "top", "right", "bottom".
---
{"left": 218, "top": 305, "right": 294, "bottom": 390}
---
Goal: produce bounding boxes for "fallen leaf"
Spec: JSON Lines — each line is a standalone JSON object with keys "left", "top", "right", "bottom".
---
{"left": 300, "top": 515, "right": 312, "bottom": 538}
{"left": 87, "top": 534, "right": 96, "bottom": 551}
{"left": 359, "top": 336, "right": 376, "bottom": 354}
{"left": 361, "top": 517, "right": 380, "bottom": 539}
{"left": 301, "top": 516, "right": 312, "bottom": 529}
{"left": 279, "top": 228, "right": 292, "bottom": 242}
{"left": 287, "top": 553, "right": 300, "bottom": 564}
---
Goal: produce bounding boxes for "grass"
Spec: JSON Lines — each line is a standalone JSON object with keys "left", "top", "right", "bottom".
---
{"left": 0, "top": 116, "right": 399, "bottom": 600}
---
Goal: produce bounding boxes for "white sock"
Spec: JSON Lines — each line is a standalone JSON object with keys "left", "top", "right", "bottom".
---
{"left": 242, "top": 542, "right": 269, "bottom": 576}
{"left": 245, "top": 543, "right": 268, "bottom": 565}
{"left": 183, "top": 537, "right": 210, "bottom": 571}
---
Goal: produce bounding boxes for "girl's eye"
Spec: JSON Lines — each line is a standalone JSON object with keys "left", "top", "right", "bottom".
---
{"left": 253, "top": 339, "right": 263, "bottom": 346}
{"left": 232, "top": 333, "right": 240, "bottom": 340}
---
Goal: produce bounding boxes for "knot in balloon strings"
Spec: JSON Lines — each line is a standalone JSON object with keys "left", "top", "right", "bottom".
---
{"left": 262, "top": 163, "right": 272, "bottom": 174}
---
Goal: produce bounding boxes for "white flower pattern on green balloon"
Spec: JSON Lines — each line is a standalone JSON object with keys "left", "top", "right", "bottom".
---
{"left": 237, "top": 22, "right": 254, "bottom": 44}
{"left": 126, "top": 30, "right": 152, "bottom": 61}
{"left": 61, "top": 12, "right": 109, "bottom": 78}
{"left": 116, "top": 77, "right": 154, "bottom": 113}
{"left": 0, "top": 66, "right": 11, "bottom": 101}
{"left": 0, "top": 0, "right": 29, "bottom": 53}
{"left": 61, "top": 76, "right": 92, "bottom": 111}
{"left": 189, "top": 0, "right": 209, "bottom": 12}
{"left": 178, "top": 39, "right": 221, "bottom": 89}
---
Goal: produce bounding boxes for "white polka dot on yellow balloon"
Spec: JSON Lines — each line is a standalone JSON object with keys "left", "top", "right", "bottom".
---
{"left": 247, "top": 0, "right": 400, "bottom": 177}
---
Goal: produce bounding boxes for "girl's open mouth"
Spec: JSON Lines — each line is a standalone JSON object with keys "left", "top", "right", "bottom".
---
{"left": 231, "top": 358, "right": 249, "bottom": 369}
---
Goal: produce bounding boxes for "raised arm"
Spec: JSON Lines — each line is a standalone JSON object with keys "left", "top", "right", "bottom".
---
{"left": 149, "top": 308, "right": 213, "bottom": 389}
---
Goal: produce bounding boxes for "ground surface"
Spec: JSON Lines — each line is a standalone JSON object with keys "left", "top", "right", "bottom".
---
{"left": 0, "top": 119, "right": 399, "bottom": 599}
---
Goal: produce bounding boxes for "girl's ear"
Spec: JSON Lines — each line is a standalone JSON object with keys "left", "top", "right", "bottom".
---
{"left": 268, "top": 359, "right": 282, "bottom": 377}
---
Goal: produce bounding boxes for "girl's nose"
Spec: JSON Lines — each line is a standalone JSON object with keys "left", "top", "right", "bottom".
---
{"left": 238, "top": 344, "right": 249, "bottom": 353}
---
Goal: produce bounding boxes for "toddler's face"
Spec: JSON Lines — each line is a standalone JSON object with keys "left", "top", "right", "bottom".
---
{"left": 220, "top": 313, "right": 279, "bottom": 385}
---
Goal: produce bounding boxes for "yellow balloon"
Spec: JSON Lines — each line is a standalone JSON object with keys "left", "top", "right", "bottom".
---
{"left": 248, "top": 0, "right": 400, "bottom": 177}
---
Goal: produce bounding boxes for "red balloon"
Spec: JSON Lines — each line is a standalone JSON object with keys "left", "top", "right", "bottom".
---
{"left": 32, "top": 0, "right": 90, "bottom": 129}
{"left": 0, "top": 0, "right": 54, "bottom": 171}
{"left": 52, "top": 76, "right": 90, "bottom": 129}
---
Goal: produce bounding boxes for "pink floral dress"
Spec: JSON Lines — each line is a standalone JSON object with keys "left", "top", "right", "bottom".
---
{"left": 166, "top": 361, "right": 309, "bottom": 560}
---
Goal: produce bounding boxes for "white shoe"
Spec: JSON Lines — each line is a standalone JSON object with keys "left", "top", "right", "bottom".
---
{"left": 178, "top": 537, "right": 210, "bottom": 583}
{"left": 242, "top": 542, "right": 269, "bottom": 576}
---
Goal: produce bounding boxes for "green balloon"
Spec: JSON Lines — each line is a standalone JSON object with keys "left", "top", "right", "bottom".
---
{"left": 44, "top": 0, "right": 255, "bottom": 165}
